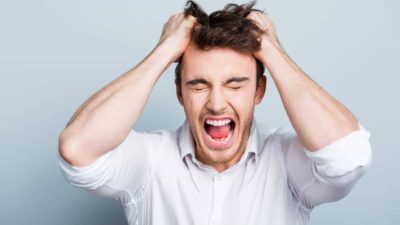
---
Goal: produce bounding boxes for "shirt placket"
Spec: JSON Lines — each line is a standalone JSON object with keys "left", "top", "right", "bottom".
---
{"left": 210, "top": 174, "right": 224, "bottom": 225}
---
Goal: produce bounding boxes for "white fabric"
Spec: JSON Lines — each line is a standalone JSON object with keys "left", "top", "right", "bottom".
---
{"left": 58, "top": 119, "right": 372, "bottom": 225}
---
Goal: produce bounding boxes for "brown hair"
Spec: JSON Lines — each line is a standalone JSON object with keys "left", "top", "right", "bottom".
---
{"left": 175, "top": 0, "right": 266, "bottom": 87}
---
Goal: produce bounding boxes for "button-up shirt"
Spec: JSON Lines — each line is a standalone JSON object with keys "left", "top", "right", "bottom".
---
{"left": 58, "top": 118, "right": 372, "bottom": 225}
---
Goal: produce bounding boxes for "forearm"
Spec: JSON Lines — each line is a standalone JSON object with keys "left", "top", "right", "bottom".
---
{"left": 259, "top": 46, "right": 359, "bottom": 151}
{"left": 59, "top": 43, "right": 175, "bottom": 165}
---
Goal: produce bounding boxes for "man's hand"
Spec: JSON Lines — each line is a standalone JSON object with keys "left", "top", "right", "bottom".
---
{"left": 158, "top": 12, "right": 198, "bottom": 62}
{"left": 59, "top": 12, "right": 197, "bottom": 167}
{"left": 247, "top": 11, "right": 282, "bottom": 58}
{"left": 246, "top": 11, "right": 360, "bottom": 152}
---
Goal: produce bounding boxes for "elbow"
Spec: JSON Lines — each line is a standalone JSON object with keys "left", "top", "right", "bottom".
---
{"left": 58, "top": 131, "right": 95, "bottom": 167}
{"left": 58, "top": 130, "right": 101, "bottom": 168}
{"left": 58, "top": 131, "right": 80, "bottom": 166}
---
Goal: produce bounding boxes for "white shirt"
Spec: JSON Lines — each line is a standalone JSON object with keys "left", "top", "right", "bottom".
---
{"left": 58, "top": 118, "right": 372, "bottom": 225}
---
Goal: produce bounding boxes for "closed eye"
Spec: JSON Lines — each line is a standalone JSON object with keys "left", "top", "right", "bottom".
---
{"left": 229, "top": 86, "right": 242, "bottom": 90}
{"left": 186, "top": 78, "right": 209, "bottom": 92}
{"left": 192, "top": 86, "right": 208, "bottom": 92}
{"left": 194, "top": 88, "right": 205, "bottom": 91}
{"left": 225, "top": 77, "right": 248, "bottom": 90}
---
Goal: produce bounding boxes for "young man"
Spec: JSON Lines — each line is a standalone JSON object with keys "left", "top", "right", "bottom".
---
{"left": 58, "top": 1, "right": 372, "bottom": 225}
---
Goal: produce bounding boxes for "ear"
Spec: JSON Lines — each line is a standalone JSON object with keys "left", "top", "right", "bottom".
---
{"left": 175, "top": 81, "right": 184, "bottom": 106}
{"left": 255, "top": 75, "right": 267, "bottom": 104}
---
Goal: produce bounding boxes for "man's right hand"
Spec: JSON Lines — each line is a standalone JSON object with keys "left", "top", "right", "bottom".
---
{"left": 158, "top": 12, "right": 198, "bottom": 62}
{"left": 59, "top": 12, "right": 197, "bottom": 167}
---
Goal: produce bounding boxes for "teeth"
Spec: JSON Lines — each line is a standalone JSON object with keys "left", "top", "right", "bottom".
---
{"left": 205, "top": 119, "right": 232, "bottom": 126}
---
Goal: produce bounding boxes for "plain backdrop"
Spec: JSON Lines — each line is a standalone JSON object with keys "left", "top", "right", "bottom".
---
{"left": 1, "top": 0, "right": 399, "bottom": 224}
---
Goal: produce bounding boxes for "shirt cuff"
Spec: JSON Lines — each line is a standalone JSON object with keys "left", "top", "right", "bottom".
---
{"left": 303, "top": 122, "right": 372, "bottom": 177}
{"left": 58, "top": 149, "right": 116, "bottom": 190}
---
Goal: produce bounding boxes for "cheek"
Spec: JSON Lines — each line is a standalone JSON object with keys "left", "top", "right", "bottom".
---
{"left": 230, "top": 100, "right": 253, "bottom": 118}
{"left": 182, "top": 90, "right": 208, "bottom": 114}
{"left": 226, "top": 89, "right": 256, "bottom": 111}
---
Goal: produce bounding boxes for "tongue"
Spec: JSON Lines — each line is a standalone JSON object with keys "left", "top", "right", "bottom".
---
{"left": 206, "top": 124, "right": 231, "bottom": 139}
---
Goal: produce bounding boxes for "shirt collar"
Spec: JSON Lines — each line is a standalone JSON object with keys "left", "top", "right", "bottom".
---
{"left": 177, "top": 117, "right": 261, "bottom": 163}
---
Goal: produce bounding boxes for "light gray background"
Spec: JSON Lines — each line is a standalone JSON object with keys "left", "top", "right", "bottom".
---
{"left": 1, "top": 0, "right": 398, "bottom": 224}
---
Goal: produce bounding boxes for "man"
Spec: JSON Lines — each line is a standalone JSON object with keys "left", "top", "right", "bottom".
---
{"left": 58, "top": 1, "right": 372, "bottom": 225}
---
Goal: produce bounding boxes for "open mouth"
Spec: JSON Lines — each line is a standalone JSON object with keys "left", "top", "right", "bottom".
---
{"left": 203, "top": 117, "right": 236, "bottom": 148}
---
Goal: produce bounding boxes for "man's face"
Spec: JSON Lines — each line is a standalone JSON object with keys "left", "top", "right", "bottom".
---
{"left": 177, "top": 43, "right": 266, "bottom": 172}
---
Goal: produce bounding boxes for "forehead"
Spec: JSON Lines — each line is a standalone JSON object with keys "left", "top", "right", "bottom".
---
{"left": 181, "top": 44, "right": 256, "bottom": 82}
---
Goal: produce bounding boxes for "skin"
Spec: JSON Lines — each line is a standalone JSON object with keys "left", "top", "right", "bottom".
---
{"left": 176, "top": 43, "right": 266, "bottom": 172}
{"left": 59, "top": 10, "right": 359, "bottom": 173}
{"left": 247, "top": 11, "right": 359, "bottom": 152}
{"left": 59, "top": 13, "right": 198, "bottom": 167}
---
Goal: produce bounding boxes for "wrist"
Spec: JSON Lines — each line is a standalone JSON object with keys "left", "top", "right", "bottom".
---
{"left": 154, "top": 41, "right": 182, "bottom": 64}
{"left": 133, "top": 42, "right": 178, "bottom": 79}
{"left": 256, "top": 42, "right": 284, "bottom": 64}
{"left": 156, "top": 38, "right": 187, "bottom": 63}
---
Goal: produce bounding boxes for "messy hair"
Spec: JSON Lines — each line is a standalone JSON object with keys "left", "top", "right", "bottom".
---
{"left": 175, "top": 0, "right": 266, "bottom": 87}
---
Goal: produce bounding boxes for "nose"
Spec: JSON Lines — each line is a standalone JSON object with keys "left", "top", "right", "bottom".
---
{"left": 206, "top": 87, "right": 228, "bottom": 115}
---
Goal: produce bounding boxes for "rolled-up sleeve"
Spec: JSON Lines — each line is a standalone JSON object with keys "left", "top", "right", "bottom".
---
{"left": 281, "top": 122, "right": 372, "bottom": 210}
{"left": 58, "top": 145, "right": 118, "bottom": 190}
{"left": 58, "top": 129, "right": 165, "bottom": 205}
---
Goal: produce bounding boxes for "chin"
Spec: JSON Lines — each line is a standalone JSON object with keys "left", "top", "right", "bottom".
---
{"left": 196, "top": 124, "right": 245, "bottom": 166}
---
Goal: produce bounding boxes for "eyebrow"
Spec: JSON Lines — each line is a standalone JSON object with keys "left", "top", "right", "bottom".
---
{"left": 225, "top": 77, "right": 249, "bottom": 84}
{"left": 186, "top": 78, "right": 208, "bottom": 86}
{"left": 185, "top": 76, "right": 249, "bottom": 86}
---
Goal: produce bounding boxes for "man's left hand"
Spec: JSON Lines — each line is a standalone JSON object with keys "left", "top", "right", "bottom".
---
{"left": 247, "top": 11, "right": 282, "bottom": 58}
